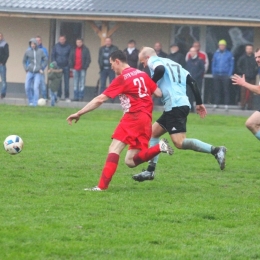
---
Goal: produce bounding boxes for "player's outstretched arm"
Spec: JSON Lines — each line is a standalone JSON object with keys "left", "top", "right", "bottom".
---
{"left": 66, "top": 94, "right": 109, "bottom": 125}
{"left": 232, "top": 74, "right": 260, "bottom": 95}
{"left": 186, "top": 74, "right": 207, "bottom": 118}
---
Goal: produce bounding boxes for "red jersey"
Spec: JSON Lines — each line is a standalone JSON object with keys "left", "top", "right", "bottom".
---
{"left": 103, "top": 67, "right": 157, "bottom": 117}
{"left": 74, "top": 47, "right": 82, "bottom": 70}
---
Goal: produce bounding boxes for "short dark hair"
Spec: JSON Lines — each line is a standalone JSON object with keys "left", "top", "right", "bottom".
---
{"left": 110, "top": 50, "right": 127, "bottom": 63}
{"left": 128, "top": 39, "right": 136, "bottom": 44}
{"left": 59, "top": 35, "right": 66, "bottom": 39}
{"left": 255, "top": 48, "right": 260, "bottom": 53}
{"left": 245, "top": 44, "right": 253, "bottom": 48}
{"left": 76, "top": 37, "right": 83, "bottom": 42}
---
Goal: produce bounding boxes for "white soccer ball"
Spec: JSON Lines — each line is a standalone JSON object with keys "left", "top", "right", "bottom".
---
{"left": 38, "top": 98, "right": 46, "bottom": 106}
{"left": 3, "top": 135, "right": 24, "bottom": 155}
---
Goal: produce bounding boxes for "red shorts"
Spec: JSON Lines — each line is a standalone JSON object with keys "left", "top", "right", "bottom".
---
{"left": 112, "top": 112, "right": 152, "bottom": 150}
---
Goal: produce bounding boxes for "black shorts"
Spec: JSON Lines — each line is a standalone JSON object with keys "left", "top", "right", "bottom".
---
{"left": 156, "top": 106, "right": 190, "bottom": 134}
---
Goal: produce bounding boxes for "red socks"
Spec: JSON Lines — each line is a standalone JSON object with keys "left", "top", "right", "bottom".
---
{"left": 98, "top": 153, "right": 119, "bottom": 190}
{"left": 133, "top": 144, "right": 160, "bottom": 166}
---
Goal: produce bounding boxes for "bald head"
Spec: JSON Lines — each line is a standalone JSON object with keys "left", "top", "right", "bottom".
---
{"left": 139, "top": 47, "right": 157, "bottom": 68}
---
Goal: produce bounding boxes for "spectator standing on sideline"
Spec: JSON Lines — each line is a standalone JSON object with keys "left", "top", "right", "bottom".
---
{"left": 186, "top": 47, "right": 205, "bottom": 112}
{"left": 69, "top": 38, "right": 91, "bottom": 101}
{"left": 0, "top": 32, "right": 9, "bottom": 99}
{"left": 36, "top": 35, "right": 48, "bottom": 100}
{"left": 212, "top": 39, "right": 234, "bottom": 111}
{"left": 154, "top": 42, "right": 167, "bottom": 58}
{"left": 98, "top": 37, "right": 118, "bottom": 94}
{"left": 23, "top": 38, "right": 47, "bottom": 106}
{"left": 186, "top": 41, "right": 209, "bottom": 72}
{"left": 167, "top": 43, "right": 185, "bottom": 67}
{"left": 51, "top": 35, "right": 71, "bottom": 102}
{"left": 48, "top": 61, "right": 63, "bottom": 106}
{"left": 123, "top": 40, "right": 139, "bottom": 68}
{"left": 237, "top": 44, "right": 258, "bottom": 110}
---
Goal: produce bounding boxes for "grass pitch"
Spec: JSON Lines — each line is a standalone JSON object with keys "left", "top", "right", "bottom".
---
{"left": 0, "top": 104, "right": 260, "bottom": 260}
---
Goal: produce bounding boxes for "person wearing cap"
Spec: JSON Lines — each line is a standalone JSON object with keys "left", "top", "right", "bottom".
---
{"left": 48, "top": 61, "right": 63, "bottom": 106}
{"left": 212, "top": 39, "right": 234, "bottom": 111}
{"left": 167, "top": 43, "right": 185, "bottom": 67}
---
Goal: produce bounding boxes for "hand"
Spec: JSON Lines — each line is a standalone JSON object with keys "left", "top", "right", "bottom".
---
{"left": 39, "top": 69, "right": 43, "bottom": 74}
{"left": 66, "top": 113, "right": 80, "bottom": 125}
{"left": 196, "top": 104, "right": 207, "bottom": 118}
{"left": 232, "top": 74, "right": 246, "bottom": 87}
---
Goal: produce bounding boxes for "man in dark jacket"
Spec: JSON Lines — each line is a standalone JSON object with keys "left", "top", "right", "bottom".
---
{"left": 154, "top": 42, "right": 167, "bottom": 58}
{"left": 237, "top": 44, "right": 258, "bottom": 110}
{"left": 0, "top": 33, "right": 9, "bottom": 99}
{"left": 123, "top": 40, "right": 139, "bottom": 68}
{"left": 98, "top": 37, "right": 118, "bottom": 94}
{"left": 168, "top": 43, "right": 185, "bottom": 67}
{"left": 186, "top": 47, "right": 205, "bottom": 112}
{"left": 22, "top": 38, "right": 47, "bottom": 106}
{"left": 69, "top": 38, "right": 91, "bottom": 101}
{"left": 51, "top": 35, "right": 71, "bottom": 102}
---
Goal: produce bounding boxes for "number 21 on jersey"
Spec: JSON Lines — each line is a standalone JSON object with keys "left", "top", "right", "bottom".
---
{"left": 133, "top": 77, "right": 148, "bottom": 98}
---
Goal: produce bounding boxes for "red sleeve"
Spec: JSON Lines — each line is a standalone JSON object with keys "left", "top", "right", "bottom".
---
{"left": 103, "top": 76, "right": 124, "bottom": 99}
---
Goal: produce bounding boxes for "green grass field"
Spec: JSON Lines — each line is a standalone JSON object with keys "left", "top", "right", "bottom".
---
{"left": 0, "top": 104, "right": 260, "bottom": 260}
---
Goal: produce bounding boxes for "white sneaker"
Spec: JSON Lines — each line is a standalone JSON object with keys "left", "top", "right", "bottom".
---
{"left": 159, "top": 138, "right": 174, "bottom": 155}
{"left": 84, "top": 186, "right": 103, "bottom": 191}
{"left": 225, "top": 105, "right": 229, "bottom": 111}
{"left": 65, "top": 98, "right": 71, "bottom": 103}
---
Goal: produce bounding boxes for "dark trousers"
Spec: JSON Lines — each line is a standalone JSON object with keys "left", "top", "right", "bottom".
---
{"left": 58, "top": 66, "right": 70, "bottom": 99}
{"left": 99, "top": 69, "right": 115, "bottom": 94}
{"left": 240, "top": 78, "right": 255, "bottom": 110}
{"left": 213, "top": 75, "right": 230, "bottom": 105}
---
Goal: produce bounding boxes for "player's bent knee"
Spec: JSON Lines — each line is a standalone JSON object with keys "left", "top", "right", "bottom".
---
{"left": 245, "top": 119, "right": 253, "bottom": 130}
{"left": 125, "top": 159, "right": 136, "bottom": 168}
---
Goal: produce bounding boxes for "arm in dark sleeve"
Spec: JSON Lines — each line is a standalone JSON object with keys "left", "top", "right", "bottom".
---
{"left": 152, "top": 65, "right": 165, "bottom": 83}
{"left": 186, "top": 74, "right": 202, "bottom": 105}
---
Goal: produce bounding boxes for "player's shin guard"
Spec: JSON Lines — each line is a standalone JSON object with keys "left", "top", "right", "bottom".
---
{"left": 133, "top": 144, "right": 160, "bottom": 166}
{"left": 182, "top": 138, "right": 212, "bottom": 153}
{"left": 98, "top": 153, "right": 119, "bottom": 190}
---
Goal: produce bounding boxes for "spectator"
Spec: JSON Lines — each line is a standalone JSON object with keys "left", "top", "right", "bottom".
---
{"left": 51, "top": 35, "right": 71, "bottom": 102}
{"left": 237, "top": 44, "right": 258, "bottom": 110}
{"left": 168, "top": 43, "right": 185, "bottom": 67}
{"left": 0, "top": 32, "right": 9, "bottom": 99}
{"left": 212, "top": 39, "right": 234, "bottom": 111}
{"left": 36, "top": 35, "right": 48, "bottom": 100}
{"left": 22, "top": 38, "right": 47, "bottom": 106}
{"left": 123, "top": 40, "right": 139, "bottom": 68}
{"left": 98, "top": 37, "right": 118, "bottom": 94}
{"left": 186, "top": 41, "right": 209, "bottom": 73}
{"left": 185, "top": 47, "right": 205, "bottom": 111}
{"left": 69, "top": 38, "right": 91, "bottom": 101}
{"left": 48, "top": 61, "right": 63, "bottom": 106}
{"left": 154, "top": 42, "right": 167, "bottom": 58}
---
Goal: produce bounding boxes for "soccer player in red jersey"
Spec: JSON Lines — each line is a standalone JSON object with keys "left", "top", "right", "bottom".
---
{"left": 66, "top": 50, "right": 173, "bottom": 191}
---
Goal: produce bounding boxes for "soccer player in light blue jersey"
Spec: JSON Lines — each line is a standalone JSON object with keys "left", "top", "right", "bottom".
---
{"left": 133, "top": 47, "right": 227, "bottom": 182}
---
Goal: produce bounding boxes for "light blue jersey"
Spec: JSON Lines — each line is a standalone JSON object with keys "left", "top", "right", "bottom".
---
{"left": 148, "top": 56, "right": 191, "bottom": 111}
